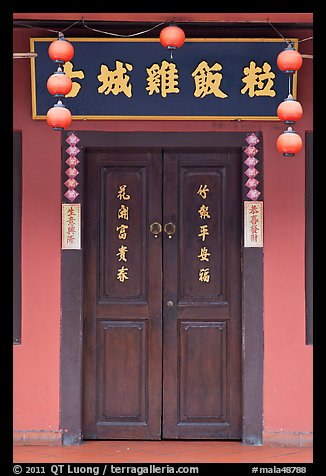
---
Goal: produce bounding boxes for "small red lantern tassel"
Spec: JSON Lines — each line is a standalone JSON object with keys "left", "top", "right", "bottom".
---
{"left": 159, "top": 23, "right": 185, "bottom": 59}
{"left": 277, "top": 94, "right": 303, "bottom": 124}
{"left": 277, "top": 43, "right": 303, "bottom": 74}
{"left": 46, "top": 100, "right": 72, "bottom": 131}
{"left": 276, "top": 126, "right": 303, "bottom": 157}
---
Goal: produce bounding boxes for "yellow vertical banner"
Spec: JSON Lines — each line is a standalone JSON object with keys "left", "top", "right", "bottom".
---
{"left": 62, "top": 203, "right": 81, "bottom": 250}
{"left": 244, "top": 201, "right": 264, "bottom": 247}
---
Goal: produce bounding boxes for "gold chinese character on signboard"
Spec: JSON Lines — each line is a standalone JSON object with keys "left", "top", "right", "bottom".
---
{"left": 199, "top": 268, "right": 210, "bottom": 283}
{"left": 198, "top": 224, "right": 210, "bottom": 242}
{"left": 241, "top": 61, "right": 276, "bottom": 97}
{"left": 198, "top": 204, "right": 211, "bottom": 220}
{"left": 198, "top": 246, "right": 211, "bottom": 262}
{"left": 117, "top": 204, "right": 129, "bottom": 220}
{"left": 117, "top": 266, "right": 129, "bottom": 282}
{"left": 146, "top": 61, "right": 179, "bottom": 97}
{"left": 97, "top": 61, "right": 133, "bottom": 97}
{"left": 116, "top": 224, "right": 128, "bottom": 240}
{"left": 197, "top": 184, "right": 209, "bottom": 199}
{"left": 116, "top": 245, "right": 128, "bottom": 262}
{"left": 117, "top": 184, "right": 131, "bottom": 201}
{"left": 192, "top": 60, "right": 228, "bottom": 99}
{"left": 63, "top": 61, "right": 85, "bottom": 97}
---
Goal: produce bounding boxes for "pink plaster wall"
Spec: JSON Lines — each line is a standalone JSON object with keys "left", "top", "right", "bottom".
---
{"left": 262, "top": 40, "right": 313, "bottom": 432}
{"left": 13, "top": 31, "right": 62, "bottom": 429}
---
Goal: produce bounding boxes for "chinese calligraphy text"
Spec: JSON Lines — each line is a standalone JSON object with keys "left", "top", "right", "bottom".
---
{"left": 62, "top": 203, "right": 81, "bottom": 249}
{"left": 196, "top": 184, "right": 212, "bottom": 283}
{"left": 31, "top": 38, "right": 297, "bottom": 120}
{"left": 116, "top": 184, "right": 132, "bottom": 282}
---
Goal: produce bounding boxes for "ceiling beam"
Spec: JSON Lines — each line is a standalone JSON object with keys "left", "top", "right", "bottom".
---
{"left": 13, "top": 12, "right": 313, "bottom": 23}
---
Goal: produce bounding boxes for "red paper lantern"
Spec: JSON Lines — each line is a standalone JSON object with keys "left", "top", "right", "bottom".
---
{"left": 277, "top": 44, "right": 303, "bottom": 74}
{"left": 277, "top": 96, "right": 303, "bottom": 124}
{"left": 48, "top": 37, "right": 74, "bottom": 64}
{"left": 276, "top": 127, "right": 302, "bottom": 156}
{"left": 46, "top": 101, "right": 72, "bottom": 131}
{"left": 160, "top": 24, "right": 185, "bottom": 57}
{"left": 47, "top": 68, "right": 73, "bottom": 97}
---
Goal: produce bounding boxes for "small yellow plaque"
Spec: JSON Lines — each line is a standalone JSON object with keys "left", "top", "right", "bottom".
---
{"left": 244, "top": 201, "right": 263, "bottom": 248}
{"left": 62, "top": 203, "right": 81, "bottom": 250}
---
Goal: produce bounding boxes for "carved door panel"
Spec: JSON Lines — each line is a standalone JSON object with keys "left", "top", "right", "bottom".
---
{"left": 82, "top": 147, "right": 242, "bottom": 440}
{"left": 82, "top": 149, "right": 162, "bottom": 439}
{"left": 162, "top": 150, "right": 242, "bottom": 439}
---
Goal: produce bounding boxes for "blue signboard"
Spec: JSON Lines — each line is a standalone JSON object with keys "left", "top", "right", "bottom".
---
{"left": 30, "top": 38, "right": 297, "bottom": 120}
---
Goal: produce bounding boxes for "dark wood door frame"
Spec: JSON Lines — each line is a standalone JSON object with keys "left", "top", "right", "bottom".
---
{"left": 60, "top": 131, "right": 263, "bottom": 446}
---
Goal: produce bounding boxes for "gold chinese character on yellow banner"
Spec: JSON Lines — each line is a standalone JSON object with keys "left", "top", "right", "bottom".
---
{"left": 117, "top": 184, "right": 131, "bottom": 201}
{"left": 199, "top": 268, "right": 210, "bottom": 283}
{"left": 146, "top": 61, "right": 179, "bottom": 97}
{"left": 116, "top": 245, "right": 128, "bottom": 262}
{"left": 98, "top": 61, "right": 133, "bottom": 97}
{"left": 198, "top": 246, "right": 211, "bottom": 262}
{"left": 117, "top": 266, "right": 129, "bottom": 282}
{"left": 197, "top": 184, "right": 209, "bottom": 199}
{"left": 118, "top": 204, "right": 129, "bottom": 220}
{"left": 198, "top": 224, "right": 210, "bottom": 242}
{"left": 116, "top": 224, "right": 129, "bottom": 240}
{"left": 192, "top": 61, "right": 228, "bottom": 99}
{"left": 241, "top": 61, "right": 276, "bottom": 97}
{"left": 198, "top": 204, "right": 211, "bottom": 220}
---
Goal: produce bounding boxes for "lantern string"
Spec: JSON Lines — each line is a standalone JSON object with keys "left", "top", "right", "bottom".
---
{"left": 80, "top": 18, "right": 166, "bottom": 37}
{"left": 13, "top": 21, "right": 62, "bottom": 34}
{"left": 298, "top": 36, "right": 313, "bottom": 43}
{"left": 13, "top": 18, "right": 313, "bottom": 43}
{"left": 61, "top": 19, "right": 84, "bottom": 33}
{"left": 267, "top": 21, "right": 313, "bottom": 45}
{"left": 268, "top": 21, "right": 291, "bottom": 44}
{"left": 13, "top": 19, "right": 167, "bottom": 38}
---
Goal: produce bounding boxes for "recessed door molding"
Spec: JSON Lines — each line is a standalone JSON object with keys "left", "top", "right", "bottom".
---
{"left": 60, "top": 131, "right": 263, "bottom": 446}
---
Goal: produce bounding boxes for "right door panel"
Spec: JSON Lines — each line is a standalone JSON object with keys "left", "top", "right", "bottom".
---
{"left": 162, "top": 149, "right": 242, "bottom": 439}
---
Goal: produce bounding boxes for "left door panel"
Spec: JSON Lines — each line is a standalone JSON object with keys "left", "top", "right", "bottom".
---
{"left": 82, "top": 148, "right": 162, "bottom": 439}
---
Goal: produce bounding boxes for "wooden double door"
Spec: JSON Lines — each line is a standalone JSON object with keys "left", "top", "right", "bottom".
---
{"left": 82, "top": 146, "right": 242, "bottom": 440}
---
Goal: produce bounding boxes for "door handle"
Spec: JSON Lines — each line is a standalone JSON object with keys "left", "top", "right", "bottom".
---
{"left": 164, "top": 222, "right": 176, "bottom": 239}
{"left": 149, "top": 222, "right": 162, "bottom": 238}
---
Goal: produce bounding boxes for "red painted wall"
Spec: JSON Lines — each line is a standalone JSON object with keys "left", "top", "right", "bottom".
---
{"left": 263, "top": 43, "right": 313, "bottom": 433}
{"left": 13, "top": 21, "right": 313, "bottom": 436}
